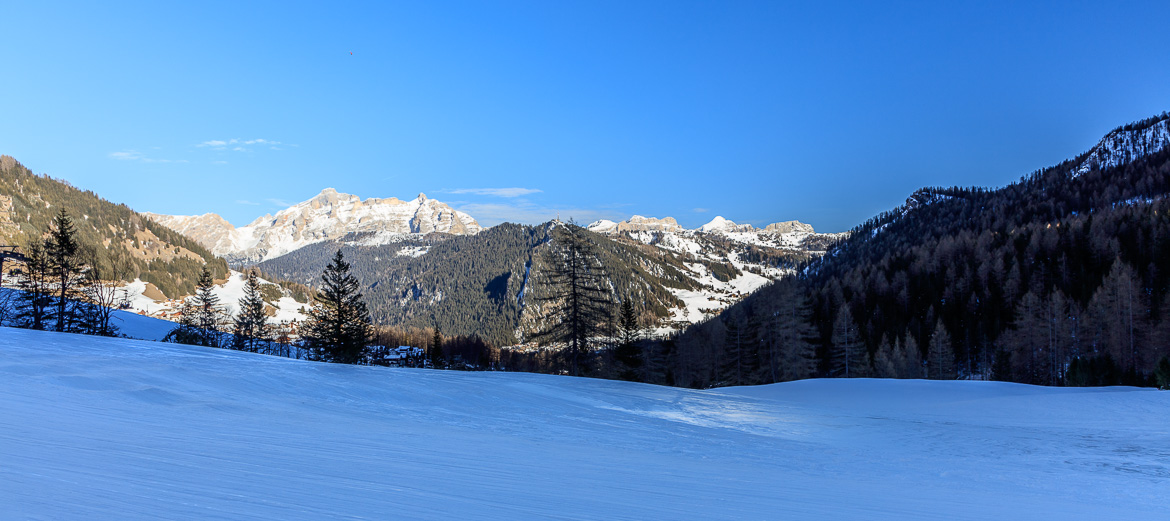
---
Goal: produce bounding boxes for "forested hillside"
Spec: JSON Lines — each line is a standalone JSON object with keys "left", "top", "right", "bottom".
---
{"left": 0, "top": 155, "right": 229, "bottom": 298}
{"left": 257, "top": 223, "right": 703, "bottom": 345}
{"left": 666, "top": 113, "right": 1170, "bottom": 388}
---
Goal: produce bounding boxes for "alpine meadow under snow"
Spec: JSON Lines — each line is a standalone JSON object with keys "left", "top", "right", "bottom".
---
{"left": 1, "top": 327, "right": 1166, "bottom": 520}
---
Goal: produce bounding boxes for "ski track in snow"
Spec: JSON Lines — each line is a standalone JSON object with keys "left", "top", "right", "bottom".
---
{"left": 0, "top": 327, "right": 1166, "bottom": 520}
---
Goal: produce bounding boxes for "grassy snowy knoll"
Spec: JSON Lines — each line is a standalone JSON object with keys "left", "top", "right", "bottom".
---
{"left": 1, "top": 328, "right": 1166, "bottom": 520}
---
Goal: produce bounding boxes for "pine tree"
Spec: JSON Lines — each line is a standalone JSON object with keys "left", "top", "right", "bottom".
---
{"left": 301, "top": 250, "right": 373, "bottom": 364}
{"left": 928, "top": 320, "right": 957, "bottom": 379}
{"left": 233, "top": 270, "right": 271, "bottom": 353}
{"left": 45, "top": 209, "right": 82, "bottom": 332}
{"left": 1154, "top": 356, "right": 1170, "bottom": 390}
{"left": 830, "top": 304, "right": 869, "bottom": 378}
{"left": 190, "top": 266, "right": 225, "bottom": 347}
{"left": 990, "top": 347, "right": 1013, "bottom": 382}
{"left": 613, "top": 298, "right": 642, "bottom": 380}
{"left": 431, "top": 325, "right": 444, "bottom": 368}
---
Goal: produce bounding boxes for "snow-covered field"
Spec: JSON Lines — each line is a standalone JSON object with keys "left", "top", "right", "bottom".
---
{"left": 0, "top": 287, "right": 177, "bottom": 342}
{"left": 1, "top": 327, "right": 1166, "bottom": 520}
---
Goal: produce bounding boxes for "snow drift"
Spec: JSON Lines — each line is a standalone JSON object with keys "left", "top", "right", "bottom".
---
{"left": 0, "top": 327, "right": 1165, "bottom": 520}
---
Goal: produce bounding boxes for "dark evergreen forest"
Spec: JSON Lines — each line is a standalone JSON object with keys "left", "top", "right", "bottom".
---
{"left": 659, "top": 114, "right": 1170, "bottom": 388}
{"left": 256, "top": 223, "right": 706, "bottom": 345}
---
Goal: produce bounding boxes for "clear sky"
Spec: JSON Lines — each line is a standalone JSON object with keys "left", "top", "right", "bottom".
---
{"left": 3, "top": 1, "right": 1169, "bottom": 232}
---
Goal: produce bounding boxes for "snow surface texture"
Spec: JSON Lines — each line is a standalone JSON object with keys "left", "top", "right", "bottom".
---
{"left": 1, "top": 327, "right": 1166, "bottom": 520}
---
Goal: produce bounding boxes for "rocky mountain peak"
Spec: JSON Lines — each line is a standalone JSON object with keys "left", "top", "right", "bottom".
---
{"left": 148, "top": 189, "right": 482, "bottom": 264}
{"left": 763, "top": 220, "right": 814, "bottom": 235}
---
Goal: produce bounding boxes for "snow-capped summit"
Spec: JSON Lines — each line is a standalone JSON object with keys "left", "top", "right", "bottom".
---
{"left": 698, "top": 216, "right": 754, "bottom": 234}
{"left": 1075, "top": 115, "right": 1170, "bottom": 177}
{"left": 588, "top": 212, "right": 832, "bottom": 252}
{"left": 148, "top": 188, "right": 481, "bottom": 264}
{"left": 586, "top": 219, "right": 618, "bottom": 233}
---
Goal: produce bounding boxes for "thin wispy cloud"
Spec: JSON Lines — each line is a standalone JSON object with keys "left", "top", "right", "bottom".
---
{"left": 197, "top": 138, "right": 295, "bottom": 152}
{"left": 236, "top": 200, "right": 261, "bottom": 206}
{"left": 266, "top": 198, "right": 294, "bottom": 208}
{"left": 108, "top": 150, "right": 188, "bottom": 164}
{"left": 448, "top": 187, "right": 543, "bottom": 198}
{"left": 109, "top": 151, "right": 141, "bottom": 161}
{"left": 693, "top": 207, "right": 709, "bottom": 213}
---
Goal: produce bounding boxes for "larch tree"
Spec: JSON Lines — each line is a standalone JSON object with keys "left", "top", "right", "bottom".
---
{"left": 899, "top": 332, "right": 923, "bottom": 379}
{"left": 16, "top": 242, "right": 52, "bottom": 330}
{"left": 534, "top": 221, "right": 612, "bottom": 376}
{"left": 830, "top": 304, "right": 869, "bottom": 378}
{"left": 928, "top": 320, "right": 957, "bottom": 380}
{"left": 78, "top": 249, "right": 122, "bottom": 337}
{"left": 873, "top": 335, "right": 898, "bottom": 378}
{"left": 720, "top": 317, "right": 748, "bottom": 385}
{"left": 762, "top": 283, "right": 818, "bottom": 382}
{"left": 1087, "top": 260, "right": 1143, "bottom": 373}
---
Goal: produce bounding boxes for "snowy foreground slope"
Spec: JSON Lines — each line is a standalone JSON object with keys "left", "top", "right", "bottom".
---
{"left": 1, "top": 328, "right": 1166, "bottom": 520}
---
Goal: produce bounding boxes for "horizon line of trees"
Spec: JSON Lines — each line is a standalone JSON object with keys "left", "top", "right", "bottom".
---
{"left": 4, "top": 205, "right": 1169, "bottom": 392}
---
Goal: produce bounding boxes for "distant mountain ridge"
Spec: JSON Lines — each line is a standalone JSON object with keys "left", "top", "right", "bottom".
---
{"left": 148, "top": 188, "right": 481, "bottom": 264}
{"left": 1073, "top": 112, "right": 1170, "bottom": 177}
{"left": 588, "top": 214, "right": 843, "bottom": 253}
{"left": 0, "top": 155, "right": 229, "bottom": 299}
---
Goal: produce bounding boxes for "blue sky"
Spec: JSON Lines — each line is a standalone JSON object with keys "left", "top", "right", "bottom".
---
{"left": 3, "top": 1, "right": 1169, "bottom": 231}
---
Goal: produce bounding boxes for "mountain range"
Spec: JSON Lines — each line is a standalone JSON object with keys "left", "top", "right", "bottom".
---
{"left": 146, "top": 189, "right": 481, "bottom": 264}
{"left": 6, "top": 109, "right": 1170, "bottom": 389}
{"left": 138, "top": 187, "right": 840, "bottom": 342}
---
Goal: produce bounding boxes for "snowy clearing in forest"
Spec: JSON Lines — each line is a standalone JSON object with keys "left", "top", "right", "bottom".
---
{"left": 0, "top": 327, "right": 1166, "bottom": 520}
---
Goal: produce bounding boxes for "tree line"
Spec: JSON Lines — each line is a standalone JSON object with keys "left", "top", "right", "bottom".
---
{"left": 2, "top": 209, "right": 126, "bottom": 336}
